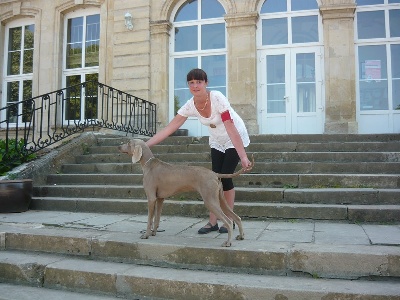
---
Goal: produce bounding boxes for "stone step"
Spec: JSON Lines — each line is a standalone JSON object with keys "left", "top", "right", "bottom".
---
{"left": 0, "top": 283, "right": 124, "bottom": 300}
{"left": 96, "top": 133, "right": 400, "bottom": 146}
{"left": 2, "top": 251, "right": 399, "bottom": 300}
{"left": 44, "top": 173, "right": 400, "bottom": 188}
{"left": 33, "top": 184, "right": 400, "bottom": 204}
{"left": 30, "top": 197, "right": 400, "bottom": 222}
{"left": 60, "top": 161, "right": 400, "bottom": 174}
{"left": 1, "top": 211, "right": 400, "bottom": 281}
{"left": 90, "top": 141, "right": 400, "bottom": 154}
{"left": 75, "top": 151, "right": 400, "bottom": 164}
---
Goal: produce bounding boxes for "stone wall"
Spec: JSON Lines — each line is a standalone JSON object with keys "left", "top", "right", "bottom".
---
{"left": 0, "top": 0, "right": 359, "bottom": 134}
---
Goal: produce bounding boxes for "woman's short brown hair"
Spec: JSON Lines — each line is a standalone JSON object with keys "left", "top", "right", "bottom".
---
{"left": 186, "top": 68, "right": 208, "bottom": 82}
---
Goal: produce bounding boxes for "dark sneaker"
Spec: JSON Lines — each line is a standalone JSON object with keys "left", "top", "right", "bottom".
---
{"left": 198, "top": 222, "right": 219, "bottom": 234}
{"left": 218, "top": 226, "right": 228, "bottom": 233}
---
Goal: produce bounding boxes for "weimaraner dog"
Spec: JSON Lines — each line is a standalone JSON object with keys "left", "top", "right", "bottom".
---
{"left": 118, "top": 139, "right": 253, "bottom": 247}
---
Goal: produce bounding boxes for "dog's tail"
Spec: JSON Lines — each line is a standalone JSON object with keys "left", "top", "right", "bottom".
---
{"left": 217, "top": 154, "right": 255, "bottom": 179}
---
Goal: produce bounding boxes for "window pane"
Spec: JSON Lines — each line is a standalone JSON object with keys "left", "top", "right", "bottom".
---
{"left": 267, "top": 55, "right": 285, "bottom": 113}
{"left": 24, "top": 25, "right": 35, "bottom": 48}
{"left": 202, "top": 55, "right": 226, "bottom": 92}
{"left": 261, "top": 0, "right": 287, "bottom": 13}
{"left": 297, "top": 53, "right": 315, "bottom": 82}
{"left": 291, "top": 0, "right": 318, "bottom": 11}
{"left": 393, "top": 79, "right": 400, "bottom": 110}
{"left": 8, "top": 51, "right": 20, "bottom": 75}
{"left": 85, "top": 73, "right": 98, "bottom": 119}
{"left": 175, "top": 26, "right": 198, "bottom": 52}
{"left": 389, "top": 9, "right": 400, "bottom": 38}
{"left": 174, "top": 57, "right": 197, "bottom": 111}
{"left": 201, "top": 23, "right": 225, "bottom": 50}
{"left": 359, "top": 45, "right": 388, "bottom": 110}
{"left": 175, "top": 0, "right": 198, "bottom": 22}
{"left": 357, "top": 11, "right": 385, "bottom": 39}
{"left": 201, "top": 0, "right": 225, "bottom": 19}
{"left": 392, "top": 44, "right": 400, "bottom": 110}
{"left": 292, "top": 16, "right": 318, "bottom": 43}
{"left": 66, "top": 17, "right": 83, "bottom": 69}
{"left": 267, "top": 55, "right": 285, "bottom": 84}
{"left": 23, "top": 25, "right": 35, "bottom": 74}
{"left": 22, "top": 80, "right": 33, "bottom": 122}
{"left": 66, "top": 75, "right": 82, "bottom": 120}
{"left": 7, "top": 81, "right": 19, "bottom": 104}
{"left": 359, "top": 45, "right": 387, "bottom": 80}
{"left": 389, "top": 0, "right": 400, "bottom": 3}
{"left": 297, "top": 53, "right": 316, "bottom": 112}
{"left": 9, "top": 27, "right": 21, "bottom": 51}
{"left": 391, "top": 44, "right": 400, "bottom": 79}
{"left": 85, "top": 14, "right": 100, "bottom": 67}
{"left": 262, "top": 18, "right": 288, "bottom": 45}
{"left": 8, "top": 27, "right": 22, "bottom": 75}
{"left": 297, "top": 83, "right": 316, "bottom": 112}
{"left": 359, "top": 80, "right": 388, "bottom": 110}
{"left": 6, "top": 82, "right": 19, "bottom": 123}
{"left": 23, "top": 49, "right": 33, "bottom": 74}
{"left": 356, "top": 0, "right": 383, "bottom": 5}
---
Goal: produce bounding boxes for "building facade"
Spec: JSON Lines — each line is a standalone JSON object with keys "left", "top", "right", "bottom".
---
{"left": 1, "top": 0, "right": 399, "bottom": 137}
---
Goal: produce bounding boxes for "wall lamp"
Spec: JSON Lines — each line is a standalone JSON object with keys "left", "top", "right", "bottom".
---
{"left": 125, "top": 12, "right": 133, "bottom": 30}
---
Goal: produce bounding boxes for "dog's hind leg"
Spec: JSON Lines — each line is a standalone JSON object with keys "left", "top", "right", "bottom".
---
{"left": 152, "top": 198, "right": 164, "bottom": 235}
{"left": 219, "top": 188, "right": 245, "bottom": 241}
{"left": 141, "top": 198, "right": 156, "bottom": 239}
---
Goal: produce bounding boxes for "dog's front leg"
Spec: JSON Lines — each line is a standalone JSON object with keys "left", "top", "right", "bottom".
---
{"left": 152, "top": 198, "right": 164, "bottom": 235}
{"left": 141, "top": 198, "right": 156, "bottom": 239}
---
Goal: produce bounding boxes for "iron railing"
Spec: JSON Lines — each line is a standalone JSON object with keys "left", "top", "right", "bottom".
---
{"left": 0, "top": 81, "right": 157, "bottom": 173}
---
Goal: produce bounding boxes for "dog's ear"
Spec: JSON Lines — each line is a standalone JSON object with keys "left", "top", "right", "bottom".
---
{"left": 131, "top": 144, "right": 143, "bottom": 163}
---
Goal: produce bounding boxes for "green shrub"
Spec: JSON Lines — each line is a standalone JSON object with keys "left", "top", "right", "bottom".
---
{"left": 0, "top": 139, "right": 36, "bottom": 175}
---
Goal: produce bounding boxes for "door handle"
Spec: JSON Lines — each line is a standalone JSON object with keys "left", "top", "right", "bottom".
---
{"left": 284, "top": 96, "right": 289, "bottom": 102}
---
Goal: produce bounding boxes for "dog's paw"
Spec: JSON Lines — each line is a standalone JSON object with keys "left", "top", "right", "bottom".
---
{"left": 221, "top": 241, "right": 232, "bottom": 247}
{"left": 140, "top": 234, "right": 149, "bottom": 239}
{"left": 151, "top": 231, "right": 157, "bottom": 236}
{"left": 236, "top": 234, "right": 244, "bottom": 241}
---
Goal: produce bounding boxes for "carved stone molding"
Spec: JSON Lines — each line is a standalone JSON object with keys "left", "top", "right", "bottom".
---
{"left": 224, "top": 12, "right": 259, "bottom": 28}
{"left": 150, "top": 20, "right": 172, "bottom": 36}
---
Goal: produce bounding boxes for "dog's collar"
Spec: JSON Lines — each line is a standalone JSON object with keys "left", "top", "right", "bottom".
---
{"left": 144, "top": 157, "right": 156, "bottom": 167}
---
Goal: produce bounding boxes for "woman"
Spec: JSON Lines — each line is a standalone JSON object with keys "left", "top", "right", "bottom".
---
{"left": 146, "top": 68, "right": 251, "bottom": 234}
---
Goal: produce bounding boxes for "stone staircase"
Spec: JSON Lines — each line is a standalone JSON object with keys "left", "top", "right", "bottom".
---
{"left": 0, "top": 133, "right": 400, "bottom": 299}
{"left": 32, "top": 133, "right": 400, "bottom": 222}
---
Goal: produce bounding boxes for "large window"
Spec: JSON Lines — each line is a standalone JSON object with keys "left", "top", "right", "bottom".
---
{"left": 171, "top": 0, "right": 226, "bottom": 114}
{"left": 63, "top": 10, "right": 100, "bottom": 121}
{"left": 260, "top": 0, "right": 319, "bottom": 46}
{"left": 2, "top": 21, "right": 35, "bottom": 125}
{"left": 356, "top": 0, "right": 400, "bottom": 111}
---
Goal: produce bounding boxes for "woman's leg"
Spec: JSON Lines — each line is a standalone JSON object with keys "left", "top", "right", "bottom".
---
{"left": 198, "top": 148, "right": 239, "bottom": 234}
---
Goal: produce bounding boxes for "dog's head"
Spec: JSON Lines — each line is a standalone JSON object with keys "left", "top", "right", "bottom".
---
{"left": 118, "top": 139, "right": 143, "bottom": 164}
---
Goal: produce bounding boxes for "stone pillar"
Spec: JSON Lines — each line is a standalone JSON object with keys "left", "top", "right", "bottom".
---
{"left": 225, "top": 12, "right": 259, "bottom": 135}
{"left": 149, "top": 20, "right": 172, "bottom": 128}
{"left": 320, "top": 1, "right": 358, "bottom": 133}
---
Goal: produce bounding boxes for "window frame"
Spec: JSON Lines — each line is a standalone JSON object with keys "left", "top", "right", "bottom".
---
{"left": 1, "top": 19, "right": 36, "bottom": 126}
{"left": 355, "top": 0, "right": 400, "bottom": 113}
{"left": 62, "top": 8, "right": 100, "bottom": 123}
{"left": 170, "top": 0, "right": 227, "bottom": 119}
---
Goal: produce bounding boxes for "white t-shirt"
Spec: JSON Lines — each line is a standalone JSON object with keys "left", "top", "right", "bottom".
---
{"left": 177, "top": 90, "right": 250, "bottom": 152}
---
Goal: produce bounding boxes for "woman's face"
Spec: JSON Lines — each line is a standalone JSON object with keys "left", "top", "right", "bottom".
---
{"left": 188, "top": 79, "right": 208, "bottom": 97}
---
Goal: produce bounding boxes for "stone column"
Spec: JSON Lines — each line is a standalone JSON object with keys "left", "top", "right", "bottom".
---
{"left": 149, "top": 20, "right": 172, "bottom": 128}
{"left": 225, "top": 12, "right": 259, "bottom": 135}
{"left": 320, "top": 1, "right": 357, "bottom": 133}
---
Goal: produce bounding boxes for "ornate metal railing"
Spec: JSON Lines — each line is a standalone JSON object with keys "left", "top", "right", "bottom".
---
{"left": 0, "top": 81, "right": 157, "bottom": 173}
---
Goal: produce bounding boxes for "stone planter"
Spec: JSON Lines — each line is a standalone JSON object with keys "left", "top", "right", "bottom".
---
{"left": 0, "top": 179, "right": 33, "bottom": 213}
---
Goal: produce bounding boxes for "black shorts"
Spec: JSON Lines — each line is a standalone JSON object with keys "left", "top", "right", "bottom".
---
{"left": 211, "top": 148, "right": 240, "bottom": 191}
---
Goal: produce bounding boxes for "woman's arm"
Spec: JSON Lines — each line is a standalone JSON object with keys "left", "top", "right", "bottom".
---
{"left": 223, "top": 116, "right": 252, "bottom": 170}
{"left": 146, "top": 114, "right": 187, "bottom": 147}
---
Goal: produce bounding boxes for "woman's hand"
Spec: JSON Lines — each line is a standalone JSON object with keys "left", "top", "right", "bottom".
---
{"left": 240, "top": 155, "right": 253, "bottom": 171}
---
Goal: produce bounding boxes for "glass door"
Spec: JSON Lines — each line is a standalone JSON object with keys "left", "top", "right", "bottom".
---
{"left": 259, "top": 47, "right": 324, "bottom": 134}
